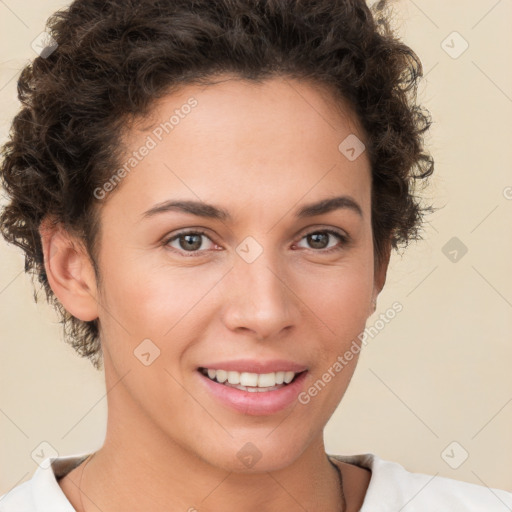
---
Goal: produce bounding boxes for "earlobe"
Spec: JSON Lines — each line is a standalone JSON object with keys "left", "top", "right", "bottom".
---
{"left": 370, "top": 240, "right": 392, "bottom": 313}
{"left": 39, "top": 217, "right": 99, "bottom": 322}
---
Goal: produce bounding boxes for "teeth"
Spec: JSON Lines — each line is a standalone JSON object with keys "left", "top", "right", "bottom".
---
{"left": 284, "top": 371, "right": 295, "bottom": 384}
{"left": 227, "top": 371, "right": 240, "bottom": 385}
{"left": 240, "top": 372, "right": 258, "bottom": 387}
{"left": 258, "top": 373, "right": 276, "bottom": 387}
{"left": 216, "top": 369, "right": 228, "bottom": 383}
{"left": 201, "top": 368, "right": 299, "bottom": 388}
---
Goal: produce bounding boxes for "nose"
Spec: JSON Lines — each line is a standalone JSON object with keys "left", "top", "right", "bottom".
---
{"left": 221, "top": 253, "right": 301, "bottom": 341}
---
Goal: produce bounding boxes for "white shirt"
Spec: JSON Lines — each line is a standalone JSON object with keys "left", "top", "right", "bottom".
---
{"left": 1, "top": 452, "right": 511, "bottom": 511}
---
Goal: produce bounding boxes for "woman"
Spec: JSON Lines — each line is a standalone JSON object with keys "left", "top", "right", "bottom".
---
{"left": 0, "top": 0, "right": 510, "bottom": 510}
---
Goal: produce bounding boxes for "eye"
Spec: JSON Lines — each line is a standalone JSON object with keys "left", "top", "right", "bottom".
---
{"left": 163, "top": 228, "right": 349, "bottom": 257}
{"left": 294, "top": 229, "right": 349, "bottom": 253}
{"left": 164, "top": 230, "right": 217, "bottom": 256}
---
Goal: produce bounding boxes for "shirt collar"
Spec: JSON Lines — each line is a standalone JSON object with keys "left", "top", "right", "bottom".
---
{"left": 30, "top": 453, "right": 91, "bottom": 512}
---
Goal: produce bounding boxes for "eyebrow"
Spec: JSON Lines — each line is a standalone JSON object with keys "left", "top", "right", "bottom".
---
{"left": 141, "top": 195, "right": 363, "bottom": 221}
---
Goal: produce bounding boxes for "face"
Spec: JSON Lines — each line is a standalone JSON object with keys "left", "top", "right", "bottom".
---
{"left": 85, "top": 76, "right": 387, "bottom": 472}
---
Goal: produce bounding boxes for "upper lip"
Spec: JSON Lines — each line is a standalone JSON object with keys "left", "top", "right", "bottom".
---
{"left": 198, "top": 359, "right": 308, "bottom": 374}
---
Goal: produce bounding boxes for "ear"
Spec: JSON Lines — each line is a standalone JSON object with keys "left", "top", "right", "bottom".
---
{"left": 370, "top": 239, "right": 391, "bottom": 315}
{"left": 39, "top": 217, "right": 99, "bottom": 322}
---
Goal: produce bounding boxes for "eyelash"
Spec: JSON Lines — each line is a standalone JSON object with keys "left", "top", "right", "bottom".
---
{"left": 163, "top": 228, "right": 349, "bottom": 257}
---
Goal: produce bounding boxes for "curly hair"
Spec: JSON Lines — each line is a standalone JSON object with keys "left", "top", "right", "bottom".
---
{"left": 0, "top": 0, "right": 434, "bottom": 370}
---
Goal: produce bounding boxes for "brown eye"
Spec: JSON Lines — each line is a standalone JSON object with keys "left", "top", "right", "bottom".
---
{"left": 165, "top": 230, "right": 215, "bottom": 255}
{"left": 296, "top": 229, "right": 348, "bottom": 253}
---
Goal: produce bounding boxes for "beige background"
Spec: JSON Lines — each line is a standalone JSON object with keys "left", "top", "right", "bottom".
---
{"left": 1, "top": 0, "right": 511, "bottom": 496}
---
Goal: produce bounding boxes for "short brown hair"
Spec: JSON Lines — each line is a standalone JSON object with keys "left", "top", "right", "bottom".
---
{"left": 0, "top": 0, "right": 434, "bottom": 370}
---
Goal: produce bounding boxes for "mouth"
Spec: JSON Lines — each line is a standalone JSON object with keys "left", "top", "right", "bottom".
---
{"left": 198, "top": 367, "right": 304, "bottom": 392}
{"left": 196, "top": 363, "right": 309, "bottom": 415}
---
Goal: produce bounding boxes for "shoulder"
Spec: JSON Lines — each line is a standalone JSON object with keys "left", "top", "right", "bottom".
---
{"left": 0, "top": 478, "right": 34, "bottom": 512}
{"left": 0, "top": 454, "right": 90, "bottom": 512}
{"left": 330, "top": 452, "right": 512, "bottom": 511}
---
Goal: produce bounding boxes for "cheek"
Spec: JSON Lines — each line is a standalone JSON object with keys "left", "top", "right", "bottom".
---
{"left": 299, "top": 258, "right": 374, "bottom": 334}
{"left": 98, "top": 249, "right": 178, "bottom": 327}
{"left": 297, "top": 264, "right": 372, "bottom": 414}
{"left": 313, "top": 274, "right": 370, "bottom": 317}
{"left": 96, "top": 253, "right": 220, "bottom": 359}
{"left": 93, "top": 250, "right": 165, "bottom": 360}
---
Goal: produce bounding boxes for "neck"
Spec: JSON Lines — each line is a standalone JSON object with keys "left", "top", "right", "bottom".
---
{"left": 82, "top": 433, "right": 343, "bottom": 512}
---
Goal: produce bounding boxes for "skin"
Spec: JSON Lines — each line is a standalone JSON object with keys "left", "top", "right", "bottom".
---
{"left": 41, "top": 74, "right": 390, "bottom": 511}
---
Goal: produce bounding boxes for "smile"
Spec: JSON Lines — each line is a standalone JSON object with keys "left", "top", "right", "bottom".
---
{"left": 199, "top": 367, "right": 299, "bottom": 392}
{"left": 197, "top": 365, "right": 308, "bottom": 415}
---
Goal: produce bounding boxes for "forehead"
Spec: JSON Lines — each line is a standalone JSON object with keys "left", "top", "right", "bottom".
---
{"left": 104, "top": 75, "right": 372, "bottom": 222}
{"left": 134, "top": 74, "right": 366, "bottom": 150}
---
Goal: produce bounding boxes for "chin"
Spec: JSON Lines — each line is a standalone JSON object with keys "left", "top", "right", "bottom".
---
{"left": 190, "top": 428, "right": 312, "bottom": 474}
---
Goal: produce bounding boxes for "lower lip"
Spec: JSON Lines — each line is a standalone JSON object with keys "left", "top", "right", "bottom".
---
{"left": 198, "top": 371, "right": 308, "bottom": 416}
